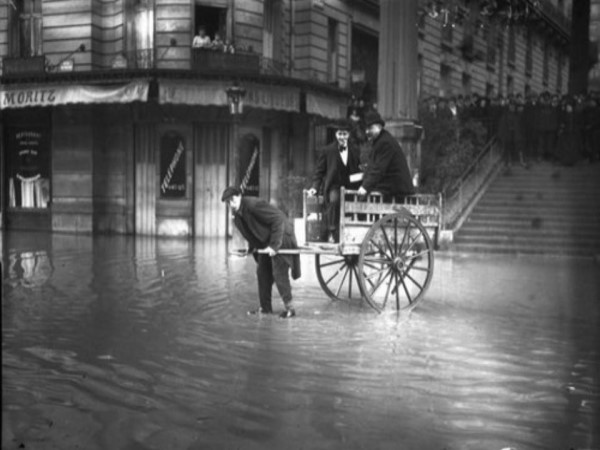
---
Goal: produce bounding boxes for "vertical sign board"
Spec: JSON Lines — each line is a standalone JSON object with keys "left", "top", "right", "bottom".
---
{"left": 238, "top": 133, "right": 260, "bottom": 197}
{"left": 160, "top": 131, "right": 186, "bottom": 198}
{"left": 6, "top": 127, "right": 50, "bottom": 208}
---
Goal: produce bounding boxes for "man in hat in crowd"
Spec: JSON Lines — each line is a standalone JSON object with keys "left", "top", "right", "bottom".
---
{"left": 357, "top": 110, "right": 415, "bottom": 200}
{"left": 221, "top": 186, "right": 301, "bottom": 318}
{"left": 307, "top": 118, "right": 362, "bottom": 242}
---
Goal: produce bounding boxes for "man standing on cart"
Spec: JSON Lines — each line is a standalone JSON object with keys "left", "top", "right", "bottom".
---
{"left": 222, "top": 186, "right": 301, "bottom": 318}
{"left": 357, "top": 110, "right": 415, "bottom": 200}
{"left": 307, "top": 119, "right": 362, "bottom": 243}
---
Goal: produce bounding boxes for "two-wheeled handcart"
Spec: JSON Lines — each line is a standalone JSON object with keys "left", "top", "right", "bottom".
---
{"left": 276, "top": 188, "right": 442, "bottom": 313}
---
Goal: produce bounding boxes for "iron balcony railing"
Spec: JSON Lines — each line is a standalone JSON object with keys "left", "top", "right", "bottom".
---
{"left": 2, "top": 49, "right": 293, "bottom": 80}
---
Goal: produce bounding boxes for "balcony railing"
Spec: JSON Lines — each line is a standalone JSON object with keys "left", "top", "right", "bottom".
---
{"left": 2, "top": 49, "right": 294, "bottom": 84}
{"left": 191, "top": 48, "right": 260, "bottom": 74}
{"left": 2, "top": 55, "right": 46, "bottom": 78}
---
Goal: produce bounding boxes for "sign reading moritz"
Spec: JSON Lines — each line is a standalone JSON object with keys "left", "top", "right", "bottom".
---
{"left": 0, "top": 81, "right": 149, "bottom": 109}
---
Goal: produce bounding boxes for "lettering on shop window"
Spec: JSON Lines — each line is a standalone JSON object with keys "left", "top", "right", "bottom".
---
{"left": 238, "top": 134, "right": 260, "bottom": 197}
{"left": 160, "top": 132, "right": 186, "bottom": 198}
{"left": 6, "top": 127, "right": 50, "bottom": 209}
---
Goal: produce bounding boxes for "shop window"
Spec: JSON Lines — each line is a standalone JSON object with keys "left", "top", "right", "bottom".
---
{"left": 5, "top": 127, "right": 50, "bottom": 209}
{"left": 327, "top": 18, "right": 339, "bottom": 84}
{"left": 159, "top": 131, "right": 186, "bottom": 199}
{"left": 8, "top": 0, "right": 43, "bottom": 57}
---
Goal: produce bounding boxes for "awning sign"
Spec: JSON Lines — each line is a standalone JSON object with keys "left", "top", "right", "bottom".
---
{"left": 159, "top": 79, "right": 228, "bottom": 106}
{"left": 0, "top": 80, "right": 149, "bottom": 109}
{"left": 159, "top": 79, "right": 300, "bottom": 112}
{"left": 306, "top": 92, "right": 348, "bottom": 119}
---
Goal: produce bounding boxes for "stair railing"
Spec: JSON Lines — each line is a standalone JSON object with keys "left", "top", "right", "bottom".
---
{"left": 441, "top": 136, "right": 504, "bottom": 232}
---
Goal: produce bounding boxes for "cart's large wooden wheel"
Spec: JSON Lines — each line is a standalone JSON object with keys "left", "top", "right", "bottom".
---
{"left": 358, "top": 211, "right": 434, "bottom": 312}
{"left": 315, "top": 254, "right": 364, "bottom": 302}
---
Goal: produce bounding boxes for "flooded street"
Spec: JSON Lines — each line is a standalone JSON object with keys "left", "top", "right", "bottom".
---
{"left": 2, "top": 231, "right": 599, "bottom": 450}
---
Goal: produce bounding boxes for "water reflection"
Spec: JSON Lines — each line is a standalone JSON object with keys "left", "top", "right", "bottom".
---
{"left": 2, "top": 231, "right": 599, "bottom": 450}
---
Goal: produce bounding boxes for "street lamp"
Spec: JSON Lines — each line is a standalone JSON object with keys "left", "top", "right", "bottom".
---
{"left": 225, "top": 82, "right": 246, "bottom": 188}
{"left": 226, "top": 83, "right": 247, "bottom": 116}
{"left": 225, "top": 82, "right": 247, "bottom": 242}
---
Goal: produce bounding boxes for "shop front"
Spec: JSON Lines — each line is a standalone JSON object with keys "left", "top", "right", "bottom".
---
{"left": 1, "top": 77, "right": 337, "bottom": 238}
{"left": 1, "top": 81, "right": 149, "bottom": 233}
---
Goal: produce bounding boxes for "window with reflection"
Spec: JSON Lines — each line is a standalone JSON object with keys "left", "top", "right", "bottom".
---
{"left": 126, "top": 0, "right": 155, "bottom": 68}
{"left": 159, "top": 131, "right": 186, "bottom": 199}
{"left": 8, "top": 0, "right": 43, "bottom": 57}
{"left": 6, "top": 126, "right": 50, "bottom": 209}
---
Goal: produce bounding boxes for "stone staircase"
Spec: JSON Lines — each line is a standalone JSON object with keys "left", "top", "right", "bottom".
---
{"left": 449, "top": 162, "right": 600, "bottom": 257}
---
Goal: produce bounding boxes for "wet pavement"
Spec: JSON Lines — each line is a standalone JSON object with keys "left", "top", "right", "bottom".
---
{"left": 1, "top": 231, "right": 599, "bottom": 450}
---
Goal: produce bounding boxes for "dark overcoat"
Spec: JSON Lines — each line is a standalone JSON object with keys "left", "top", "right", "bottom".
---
{"left": 233, "top": 197, "right": 301, "bottom": 279}
{"left": 310, "top": 141, "right": 361, "bottom": 198}
{"left": 362, "top": 129, "right": 415, "bottom": 197}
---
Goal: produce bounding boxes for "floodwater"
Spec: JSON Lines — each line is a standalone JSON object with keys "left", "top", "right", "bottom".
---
{"left": 1, "top": 231, "right": 599, "bottom": 450}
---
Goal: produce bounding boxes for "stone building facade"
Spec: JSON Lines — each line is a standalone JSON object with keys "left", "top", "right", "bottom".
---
{"left": 0, "top": 0, "right": 573, "bottom": 237}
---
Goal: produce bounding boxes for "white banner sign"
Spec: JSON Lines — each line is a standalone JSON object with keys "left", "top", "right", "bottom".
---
{"left": 306, "top": 91, "right": 348, "bottom": 119}
{"left": 0, "top": 80, "right": 149, "bottom": 110}
{"left": 159, "top": 79, "right": 300, "bottom": 112}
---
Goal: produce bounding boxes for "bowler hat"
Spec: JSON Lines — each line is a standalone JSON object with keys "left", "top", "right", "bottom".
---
{"left": 221, "top": 186, "right": 241, "bottom": 202}
{"left": 364, "top": 110, "right": 385, "bottom": 127}
{"left": 332, "top": 118, "right": 352, "bottom": 131}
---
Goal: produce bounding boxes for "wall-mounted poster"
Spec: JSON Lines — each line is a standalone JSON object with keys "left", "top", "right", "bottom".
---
{"left": 160, "top": 131, "right": 186, "bottom": 198}
{"left": 238, "top": 133, "right": 260, "bottom": 197}
{"left": 6, "top": 127, "right": 50, "bottom": 208}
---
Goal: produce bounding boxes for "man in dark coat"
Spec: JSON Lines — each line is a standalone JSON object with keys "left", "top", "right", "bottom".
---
{"left": 357, "top": 110, "right": 415, "bottom": 199}
{"left": 222, "top": 186, "right": 301, "bottom": 318}
{"left": 307, "top": 119, "right": 362, "bottom": 242}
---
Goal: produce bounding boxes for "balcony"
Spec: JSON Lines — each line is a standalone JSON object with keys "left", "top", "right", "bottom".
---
{"left": 2, "top": 56, "right": 46, "bottom": 78}
{"left": 191, "top": 48, "right": 259, "bottom": 74}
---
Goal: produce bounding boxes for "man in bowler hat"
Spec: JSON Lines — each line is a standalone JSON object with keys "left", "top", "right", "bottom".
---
{"left": 222, "top": 186, "right": 301, "bottom": 318}
{"left": 357, "top": 110, "right": 415, "bottom": 200}
{"left": 307, "top": 118, "right": 362, "bottom": 242}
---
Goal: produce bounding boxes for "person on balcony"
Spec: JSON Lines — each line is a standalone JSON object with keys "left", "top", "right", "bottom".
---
{"left": 357, "top": 110, "right": 415, "bottom": 202}
{"left": 211, "top": 32, "right": 225, "bottom": 51}
{"left": 307, "top": 119, "right": 362, "bottom": 243}
{"left": 192, "top": 27, "right": 211, "bottom": 48}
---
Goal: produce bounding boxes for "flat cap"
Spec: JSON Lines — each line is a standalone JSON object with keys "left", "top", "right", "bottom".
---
{"left": 221, "top": 186, "right": 241, "bottom": 202}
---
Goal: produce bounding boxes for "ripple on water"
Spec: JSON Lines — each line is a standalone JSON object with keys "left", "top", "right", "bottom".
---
{"left": 2, "top": 233, "right": 599, "bottom": 450}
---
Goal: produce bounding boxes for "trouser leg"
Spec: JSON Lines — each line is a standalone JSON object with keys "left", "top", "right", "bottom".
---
{"left": 256, "top": 254, "right": 274, "bottom": 312}
{"left": 272, "top": 255, "right": 293, "bottom": 310}
{"left": 324, "top": 188, "right": 341, "bottom": 240}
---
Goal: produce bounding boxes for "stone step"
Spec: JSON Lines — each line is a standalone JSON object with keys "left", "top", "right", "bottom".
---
{"left": 448, "top": 242, "right": 599, "bottom": 257}
{"left": 469, "top": 207, "right": 600, "bottom": 219}
{"left": 448, "top": 161, "right": 600, "bottom": 256}
{"left": 455, "top": 233, "right": 600, "bottom": 246}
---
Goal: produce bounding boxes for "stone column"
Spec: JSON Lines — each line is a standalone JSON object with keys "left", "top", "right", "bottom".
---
{"left": 377, "top": 0, "right": 421, "bottom": 184}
